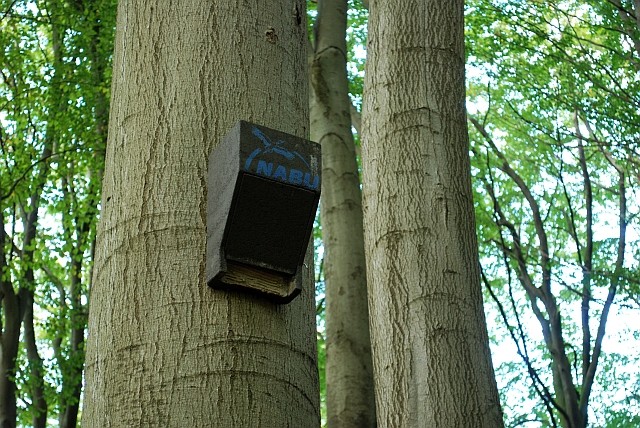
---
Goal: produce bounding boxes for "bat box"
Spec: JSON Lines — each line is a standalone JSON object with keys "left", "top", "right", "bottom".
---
{"left": 206, "top": 121, "right": 321, "bottom": 303}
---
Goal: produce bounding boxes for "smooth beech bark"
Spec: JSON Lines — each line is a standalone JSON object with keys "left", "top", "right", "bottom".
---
{"left": 82, "top": 1, "right": 319, "bottom": 427}
{"left": 361, "top": 1, "right": 504, "bottom": 426}
{"left": 310, "top": 0, "right": 376, "bottom": 426}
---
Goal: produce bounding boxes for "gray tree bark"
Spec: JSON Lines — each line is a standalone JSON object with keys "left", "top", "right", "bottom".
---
{"left": 310, "top": 0, "right": 376, "bottom": 426}
{"left": 82, "top": 1, "right": 319, "bottom": 427}
{"left": 361, "top": 1, "right": 504, "bottom": 427}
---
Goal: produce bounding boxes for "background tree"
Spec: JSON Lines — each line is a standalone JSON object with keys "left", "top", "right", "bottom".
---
{"left": 82, "top": 1, "right": 320, "bottom": 426}
{"left": 309, "top": 0, "right": 375, "bottom": 426}
{"left": 0, "top": 4, "right": 55, "bottom": 423}
{"left": 466, "top": 0, "right": 640, "bottom": 426}
{"left": 360, "top": 0, "right": 503, "bottom": 426}
{"left": 46, "top": 2, "right": 114, "bottom": 426}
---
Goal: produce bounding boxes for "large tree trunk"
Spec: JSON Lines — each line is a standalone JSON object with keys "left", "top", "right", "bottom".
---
{"left": 360, "top": 1, "right": 503, "bottom": 426}
{"left": 82, "top": 1, "right": 319, "bottom": 427}
{"left": 310, "top": 0, "right": 376, "bottom": 427}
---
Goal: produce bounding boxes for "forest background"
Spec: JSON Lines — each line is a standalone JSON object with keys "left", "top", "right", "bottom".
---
{"left": 0, "top": 0, "right": 639, "bottom": 426}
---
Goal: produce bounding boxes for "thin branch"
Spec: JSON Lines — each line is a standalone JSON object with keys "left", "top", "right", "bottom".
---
{"left": 580, "top": 146, "right": 627, "bottom": 418}
{"left": 470, "top": 116, "right": 552, "bottom": 294}
{"left": 571, "top": 112, "right": 595, "bottom": 391}
{"left": 0, "top": 0, "right": 19, "bottom": 22}
{"left": 473, "top": 121, "right": 583, "bottom": 425}
{"left": 0, "top": 148, "right": 77, "bottom": 202}
{"left": 481, "top": 270, "right": 559, "bottom": 427}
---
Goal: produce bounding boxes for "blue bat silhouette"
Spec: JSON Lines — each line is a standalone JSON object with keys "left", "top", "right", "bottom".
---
{"left": 252, "top": 127, "right": 294, "bottom": 159}
{"left": 251, "top": 127, "right": 311, "bottom": 170}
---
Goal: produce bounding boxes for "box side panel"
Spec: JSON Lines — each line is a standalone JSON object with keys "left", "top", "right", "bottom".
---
{"left": 206, "top": 123, "right": 241, "bottom": 284}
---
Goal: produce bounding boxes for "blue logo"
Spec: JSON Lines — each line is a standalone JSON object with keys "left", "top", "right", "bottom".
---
{"left": 244, "top": 127, "right": 319, "bottom": 191}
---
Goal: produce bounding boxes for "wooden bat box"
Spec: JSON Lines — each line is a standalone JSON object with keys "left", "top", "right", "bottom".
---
{"left": 206, "top": 121, "right": 321, "bottom": 303}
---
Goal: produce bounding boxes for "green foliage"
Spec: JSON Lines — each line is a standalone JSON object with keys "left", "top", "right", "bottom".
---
{"left": 0, "top": 0, "right": 116, "bottom": 425}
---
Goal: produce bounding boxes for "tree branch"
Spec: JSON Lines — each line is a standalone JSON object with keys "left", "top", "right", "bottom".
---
{"left": 580, "top": 145, "right": 627, "bottom": 420}
{"left": 472, "top": 119, "right": 583, "bottom": 426}
{"left": 574, "top": 112, "right": 594, "bottom": 388}
{"left": 470, "top": 116, "right": 552, "bottom": 294}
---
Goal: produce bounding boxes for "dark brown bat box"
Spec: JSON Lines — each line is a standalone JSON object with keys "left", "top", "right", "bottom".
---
{"left": 206, "top": 121, "right": 321, "bottom": 303}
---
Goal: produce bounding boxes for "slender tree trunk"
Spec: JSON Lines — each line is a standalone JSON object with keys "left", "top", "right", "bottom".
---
{"left": 18, "top": 190, "right": 49, "bottom": 428}
{"left": 0, "top": 211, "right": 20, "bottom": 428}
{"left": 82, "top": 1, "right": 319, "bottom": 427}
{"left": 310, "top": 0, "right": 376, "bottom": 426}
{"left": 59, "top": 245, "right": 85, "bottom": 428}
{"left": 20, "top": 127, "right": 53, "bottom": 426}
{"left": 22, "top": 294, "right": 47, "bottom": 428}
{"left": 0, "top": 302, "right": 20, "bottom": 428}
{"left": 22, "top": 205, "right": 48, "bottom": 428}
{"left": 361, "top": 1, "right": 503, "bottom": 426}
